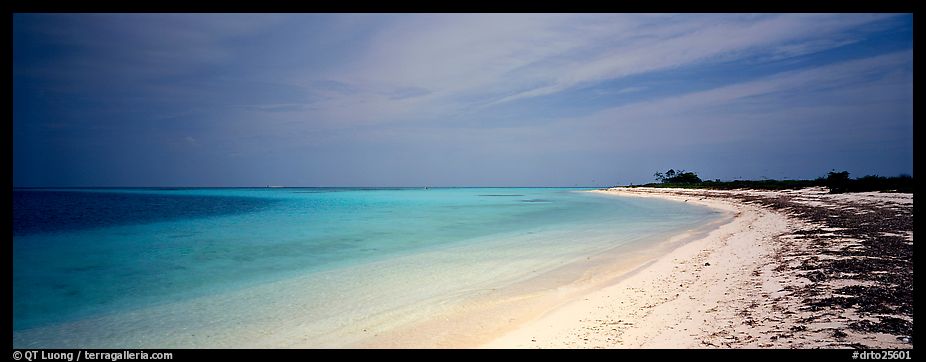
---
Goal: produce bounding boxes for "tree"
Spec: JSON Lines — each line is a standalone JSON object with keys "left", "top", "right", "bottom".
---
{"left": 825, "top": 170, "right": 851, "bottom": 193}
{"left": 827, "top": 170, "right": 850, "bottom": 182}
{"left": 669, "top": 172, "right": 702, "bottom": 184}
{"left": 655, "top": 168, "right": 702, "bottom": 184}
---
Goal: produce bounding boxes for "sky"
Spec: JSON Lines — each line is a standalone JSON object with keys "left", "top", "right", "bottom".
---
{"left": 13, "top": 13, "right": 913, "bottom": 187}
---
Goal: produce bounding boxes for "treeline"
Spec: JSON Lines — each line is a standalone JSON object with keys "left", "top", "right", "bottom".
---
{"left": 635, "top": 169, "right": 913, "bottom": 194}
{"left": 822, "top": 171, "right": 914, "bottom": 194}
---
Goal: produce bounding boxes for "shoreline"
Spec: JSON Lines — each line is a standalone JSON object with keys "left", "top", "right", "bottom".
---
{"left": 484, "top": 187, "right": 913, "bottom": 348}
{"left": 484, "top": 187, "right": 782, "bottom": 348}
{"left": 14, "top": 188, "right": 729, "bottom": 349}
{"left": 353, "top": 194, "right": 732, "bottom": 348}
{"left": 14, "top": 187, "right": 911, "bottom": 349}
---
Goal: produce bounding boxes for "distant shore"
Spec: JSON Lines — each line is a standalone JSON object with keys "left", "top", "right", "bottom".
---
{"left": 485, "top": 187, "right": 913, "bottom": 348}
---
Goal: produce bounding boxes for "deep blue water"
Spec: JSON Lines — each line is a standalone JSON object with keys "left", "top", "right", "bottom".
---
{"left": 14, "top": 190, "right": 279, "bottom": 236}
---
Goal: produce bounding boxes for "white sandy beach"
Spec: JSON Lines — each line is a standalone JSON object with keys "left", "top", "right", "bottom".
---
{"left": 484, "top": 187, "right": 913, "bottom": 349}
{"left": 14, "top": 187, "right": 910, "bottom": 349}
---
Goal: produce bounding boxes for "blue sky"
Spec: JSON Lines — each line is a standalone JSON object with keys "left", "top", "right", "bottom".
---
{"left": 13, "top": 14, "right": 913, "bottom": 187}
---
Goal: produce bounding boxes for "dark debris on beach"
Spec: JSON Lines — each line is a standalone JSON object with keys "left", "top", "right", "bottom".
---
{"left": 669, "top": 188, "right": 913, "bottom": 348}
{"left": 733, "top": 191, "right": 913, "bottom": 347}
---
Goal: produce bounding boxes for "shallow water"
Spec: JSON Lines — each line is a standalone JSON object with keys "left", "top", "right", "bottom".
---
{"left": 13, "top": 187, "right": 724, "bottom": 347}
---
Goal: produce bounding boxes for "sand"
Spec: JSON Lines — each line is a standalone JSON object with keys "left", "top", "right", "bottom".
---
{"left": 17, "top": 187, "right": 911, "bottom": 349}
{"left": 484, "top": 187, "right": 913, "bottom": 349}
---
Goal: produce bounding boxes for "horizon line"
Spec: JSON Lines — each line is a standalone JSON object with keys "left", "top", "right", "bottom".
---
{"left": 12, "top": 185, "right": 610, "bottom": 189}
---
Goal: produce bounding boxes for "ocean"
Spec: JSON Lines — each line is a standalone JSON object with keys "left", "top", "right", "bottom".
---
{"left": 13, "top": 187, "right": 726, "bottom": 347}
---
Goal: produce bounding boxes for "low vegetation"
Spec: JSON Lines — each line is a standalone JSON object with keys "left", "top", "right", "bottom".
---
{"left": 630, "top": 169, "right": 913, "bottom": 194}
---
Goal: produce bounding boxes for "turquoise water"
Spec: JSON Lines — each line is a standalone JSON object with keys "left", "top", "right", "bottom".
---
{"left": 13, "top": 187, "right": 725, "bottom": 347}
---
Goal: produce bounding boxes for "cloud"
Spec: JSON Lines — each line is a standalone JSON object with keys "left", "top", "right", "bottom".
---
{"left": 543, "top": 50, "right": 913, "bottom": 152}
{"left": 13, "top": 14, "right": 913, "bottom": 186}
{"left": 16, "top": 14, "right": 905, "bottom": 128}
{"left": 388, "top": 86, "right": 433, "bottom": 100}
{"left": 259, "top": 14, "right": 902, "bottom": 125}
{"left": 476, "top": 14, "right": 895, "bottom": 106}
{"left": 595, "top": 50, "right": 911, "bottom": 120}
{"left": 614, "top": 87, "right": 646, "bottom": 95}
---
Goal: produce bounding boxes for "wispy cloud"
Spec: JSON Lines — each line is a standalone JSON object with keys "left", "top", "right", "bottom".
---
{"left": 16, "top": 13, "right": 903, "bottom": 126}
{"left": 545, "top": 50, "right": 913, "bottom": 151}
{"left": 13, "top": 13, "right": 913, "bottom": 186}
{"left": 308, "top": 14, "right": 897, "bottom": 117}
